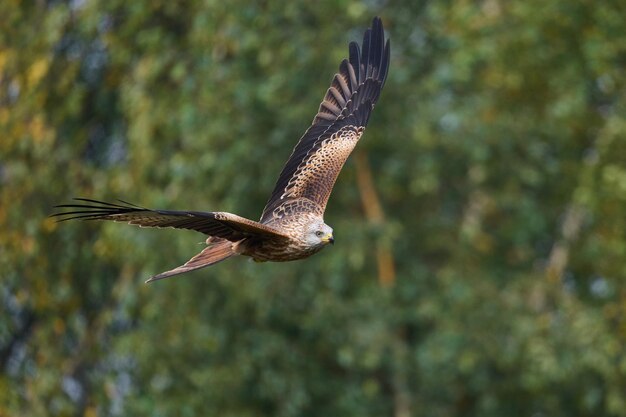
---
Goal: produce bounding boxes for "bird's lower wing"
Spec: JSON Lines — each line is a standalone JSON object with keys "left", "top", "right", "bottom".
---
{"left": 52, "top": 198, "right": 290, "bottom": 242}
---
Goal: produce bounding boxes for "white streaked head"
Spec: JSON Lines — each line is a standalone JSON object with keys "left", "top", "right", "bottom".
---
{"left": 304, "top": 219, "right": 334, "bottom": 248}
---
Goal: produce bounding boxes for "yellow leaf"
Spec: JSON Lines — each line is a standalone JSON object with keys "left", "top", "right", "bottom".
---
{"left": 28, "top": 58, "right": 50, "bottom": 87}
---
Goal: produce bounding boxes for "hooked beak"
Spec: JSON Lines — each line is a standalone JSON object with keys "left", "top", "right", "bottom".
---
{"left": 322, "top": 234, "right": 334, "bottom": 245}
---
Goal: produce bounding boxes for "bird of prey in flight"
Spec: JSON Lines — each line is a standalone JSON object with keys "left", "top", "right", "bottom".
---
{"left": 53, "top": 17, "right": 390, "bottom": 282}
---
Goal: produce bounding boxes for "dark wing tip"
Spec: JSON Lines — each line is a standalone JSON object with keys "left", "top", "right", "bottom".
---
{"left": 381, "top": 38, "right": 391, "bottom": 88}
{"left": 367, "top": 17, "right": 389, "bottom": 86}
{"left": 355, "top": 17, "right": 389, "bottom": 95}
{"left": 313, "top": 17, "right": 390, "bottom": 126}
{"left": 50, "top": 197, "right": 142, "bottom": 222}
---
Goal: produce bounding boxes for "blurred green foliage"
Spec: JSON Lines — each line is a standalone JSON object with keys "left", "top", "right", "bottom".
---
{"left": 2, "top": 0, "right": 626, "bottom": 416}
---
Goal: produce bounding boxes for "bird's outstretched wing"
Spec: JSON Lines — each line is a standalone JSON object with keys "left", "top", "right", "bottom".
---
{"left": 260, "top": 17, "right": 390, "bottom": 223}
{"left": 52, "top": 198, "right": 290, "bottom": 242}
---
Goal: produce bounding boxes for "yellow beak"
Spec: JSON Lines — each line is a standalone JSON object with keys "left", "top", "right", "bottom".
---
{"left": 321, "top": 234, "right": 334, "bottom": 245}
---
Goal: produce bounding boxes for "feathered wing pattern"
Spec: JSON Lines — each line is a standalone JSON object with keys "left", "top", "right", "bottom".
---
{"left": 52, "top": 198, "right": 290, "bottom": 242}
{"left": 261, "top": 17, "right": 390, "bottom": 222}
{"left": 145, "top": 238, "right": 235, "bottom": 283}
{"left": 52, "top": 199, "right": 290, "bottom": 282}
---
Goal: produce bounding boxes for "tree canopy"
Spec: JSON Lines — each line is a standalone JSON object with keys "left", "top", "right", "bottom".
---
{"left": 1, "top": 1, "right": 625, "bottom": 416}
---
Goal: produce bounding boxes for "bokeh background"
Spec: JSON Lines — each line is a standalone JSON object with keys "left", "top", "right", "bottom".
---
{"left": 2, "top": 1, "right": 626, "bottom": 416}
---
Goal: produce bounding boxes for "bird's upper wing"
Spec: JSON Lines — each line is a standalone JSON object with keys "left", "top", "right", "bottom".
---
{"left": 260, "top": 17, "right": 390, "bottom": 223}
{"left": 52, "top": 198, "right": 290, "bottom": 242}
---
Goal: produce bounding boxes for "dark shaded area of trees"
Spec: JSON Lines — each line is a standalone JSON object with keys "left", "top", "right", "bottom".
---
{"left": 2, "top": 1, "right": 626, "bottom": 416}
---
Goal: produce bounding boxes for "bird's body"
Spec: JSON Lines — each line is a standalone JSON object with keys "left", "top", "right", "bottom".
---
{"left": 53, "top": 17, "right": 390, "bottom": 282}
{"left": 251, "top": 212, "right": 328, "bottom": 262}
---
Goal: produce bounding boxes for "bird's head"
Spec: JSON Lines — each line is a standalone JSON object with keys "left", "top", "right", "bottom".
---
{"left": 304, "top": 219, "right": 334, "bottom": 248}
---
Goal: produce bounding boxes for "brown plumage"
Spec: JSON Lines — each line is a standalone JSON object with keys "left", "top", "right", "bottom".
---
{"left": 52, "top": 17, "right": 390, "bottom": 282}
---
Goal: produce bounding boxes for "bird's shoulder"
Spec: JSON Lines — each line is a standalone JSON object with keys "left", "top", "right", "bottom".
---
{"left": 261, "top": 197, "right": 323, "bottom": 224}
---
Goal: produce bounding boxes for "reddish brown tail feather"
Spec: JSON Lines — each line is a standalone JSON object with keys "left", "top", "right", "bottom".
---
{"left": 146, "top": 240, "right": 235, "bottom": 283}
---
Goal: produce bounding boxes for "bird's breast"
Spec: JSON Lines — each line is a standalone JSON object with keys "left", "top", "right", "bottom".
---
{"left": 240, "top": 236, "right": 324, "bottom": 262}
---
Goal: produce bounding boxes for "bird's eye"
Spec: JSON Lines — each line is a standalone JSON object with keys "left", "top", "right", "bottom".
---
{"left": 315, "top": 231, "right": 324, "bottom": 237}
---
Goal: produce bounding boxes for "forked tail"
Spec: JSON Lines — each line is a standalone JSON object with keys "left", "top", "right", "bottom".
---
{"left": 146, "top": 239, "right": 235, "bottom": 283}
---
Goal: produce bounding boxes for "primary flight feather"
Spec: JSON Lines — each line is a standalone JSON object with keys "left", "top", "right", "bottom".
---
{"left": 53, "top": 17, "right": 390, "bottom": 282}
